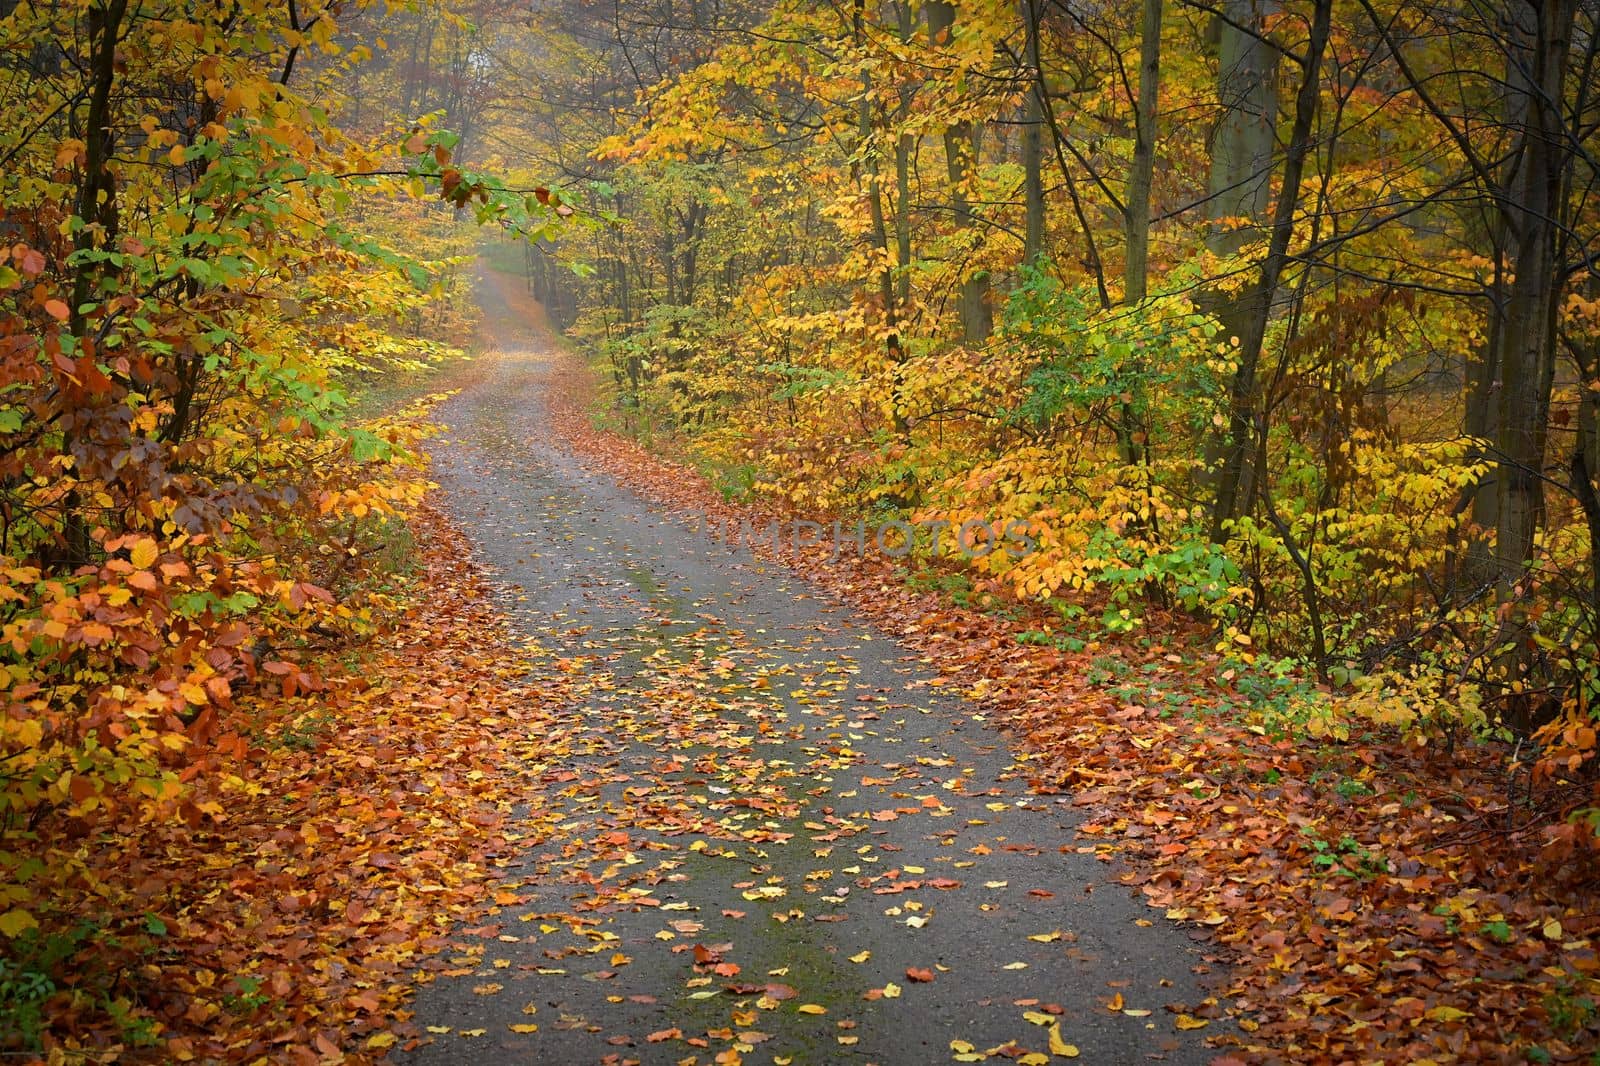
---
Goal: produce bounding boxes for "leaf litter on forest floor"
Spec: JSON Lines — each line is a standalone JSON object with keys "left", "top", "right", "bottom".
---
{"left": 23, "top": 504, "right": 578, "bottom": 1063}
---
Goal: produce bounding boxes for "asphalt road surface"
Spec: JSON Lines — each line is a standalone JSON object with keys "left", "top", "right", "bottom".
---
{"left": 397, "top": 270, "right": 1221, "bottom": 1066}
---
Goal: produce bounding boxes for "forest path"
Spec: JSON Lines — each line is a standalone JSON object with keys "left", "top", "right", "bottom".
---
{"left": 397, "top": 268, "right": 1220, "bottom": 1065}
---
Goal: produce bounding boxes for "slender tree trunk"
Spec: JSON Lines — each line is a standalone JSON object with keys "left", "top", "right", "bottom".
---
{"left": 1124, "top": 0, "right": 1162, "bottom": 305}
{"left": 928, "top": 0, "right": 992, "bottom": 343}
{"left": 895, "top": 2, "right": 914, "bottom": 309}
{"left": 71, "top": 0, "right": 128, "bottom": 336}
{"left": 1020, "top": 0, "right": 1045, "bottom": 268}
{"left": 1208, "top": 0, "right": 1331, "bottom": 539}
{"left": 1200, "top": 0, "right": 1279, "bottom": 446}
{"left": 854, "top": 0, "right": 909, "bottom": 438}
{"left": 54, "top": 0, "right": 129, "bottom": 572}
{"left": 1111, "top": 0, "right": 1164, "bottom": 470}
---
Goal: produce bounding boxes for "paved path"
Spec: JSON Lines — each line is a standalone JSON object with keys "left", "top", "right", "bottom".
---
{"left": 398, "top": 271, "right": 1220, "bottom": 1065}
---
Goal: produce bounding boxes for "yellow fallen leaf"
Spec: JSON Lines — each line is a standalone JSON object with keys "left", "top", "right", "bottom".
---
{"left": 1123, "top": 1008, "right": 1152, "bottom": 1017}
{"left": 425, "top": 1026, "right": 451, "bottom": 1034}
{"left": 882, "top": 981, "right": 901, "bottom": 998}
{"left": 1019, "top": 1054, "right": 1050, "bottom": 1065}
{"left": 849, "top": 950, "right": 871, "bottom": 963}
{"left": 366, "top": 1033, "right": 398, "bottom": 1050}
{"left": 1048, "top": 1022, "right": 1079, "bottom": 1057}
{"left": 1424, "top": 1005, "right": 1471, "bottom": 1023}
{"left": 797, "top": 1004, "right": 827, "bottom": 1015}
{"left": 509, "top": 1023, "right": 539, "bottom": 1034}
{"left": 1022, "top": 1010, "right": 1054, "bottom": 1025}
{"left": 1002, "top": 961, "right": 1029, "bottom": 970}
{"left": 1543, "top": 919, "right": 1563, "bottom": 940}
{"left": 1175, "top": 1014, "right": 1209, "bottom": 1030}
{"left": 459, "top": 1028, "right": 486, "bottom": 1037}
{"left": 1027, "top": 930, "right": 1064, "bottom": 943}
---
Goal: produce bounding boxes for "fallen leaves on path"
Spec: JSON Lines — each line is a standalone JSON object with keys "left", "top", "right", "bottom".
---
{"left": 528, "top": 277, "right": 1600, "bottom": 1061}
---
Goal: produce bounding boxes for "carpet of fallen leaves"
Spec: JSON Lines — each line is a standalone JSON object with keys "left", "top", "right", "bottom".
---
{"left": 535, "top": 305, "right": 1600, "bottom": 1061}
{"left": 26, "top": 504, "right": 568, "bottom": 1064}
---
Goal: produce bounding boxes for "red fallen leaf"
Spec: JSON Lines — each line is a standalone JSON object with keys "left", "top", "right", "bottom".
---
{"left": 1028, "top": 889, "right": 1055, "bottom": 899}
{"left": 712, "top": 962, "right": 741, "bottom": 977}
{"left": 605, "top": 1034, "right": 633, "bottom": 1046}
{"left": 647, "top": 1028, "right": 682, "bottom": 1042}
{"left": 721, "top": 910, "right": 746, "bottom": 919}
{"left": 43, "top": 298, "right": 69, "bottom": 321}
{"left": 927, "top": 878, "right": 962, "bottom": 890}
{"left": 693, "top": 944, "right": 721, "bottom": 964}
{"left": 905, "top": 967, "right": 935, "bottom": 982}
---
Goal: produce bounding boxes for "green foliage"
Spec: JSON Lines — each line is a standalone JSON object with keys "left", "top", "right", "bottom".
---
{"left": 0, "top": 921, "right": 158, "bottom": 1052}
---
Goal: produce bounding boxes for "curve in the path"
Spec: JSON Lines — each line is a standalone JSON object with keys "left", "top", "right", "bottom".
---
{"left": 397, "top": 270, "right": 1223, "bottom": 1066}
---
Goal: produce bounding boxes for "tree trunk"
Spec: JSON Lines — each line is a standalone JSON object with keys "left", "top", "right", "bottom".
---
{"left": 1200, "top": 0, "right": 1279, "bottom": 438}
{"left": 854, "top": 0, "right": 909, "bottom": 438}
{"left": 1490, "top": 0, "right": 1576, "bottom": 598}
{"left": 1208, "top": 0, "right": 1330, "bottom": 540}
{"left": 1118, "top": 0, "right": 1162, "bottom": 469}
{"left": 1020, "top": 0, "right": 1045, "bottom": 268}
{"left": 1124, "top": 0, "right": 1161, "bottom": 304}
{"left": 928, "top": 0, "right": 992, "bottom": 343}
{"left": 1204, "top": 0, "right": 1277, "bottom": 261}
